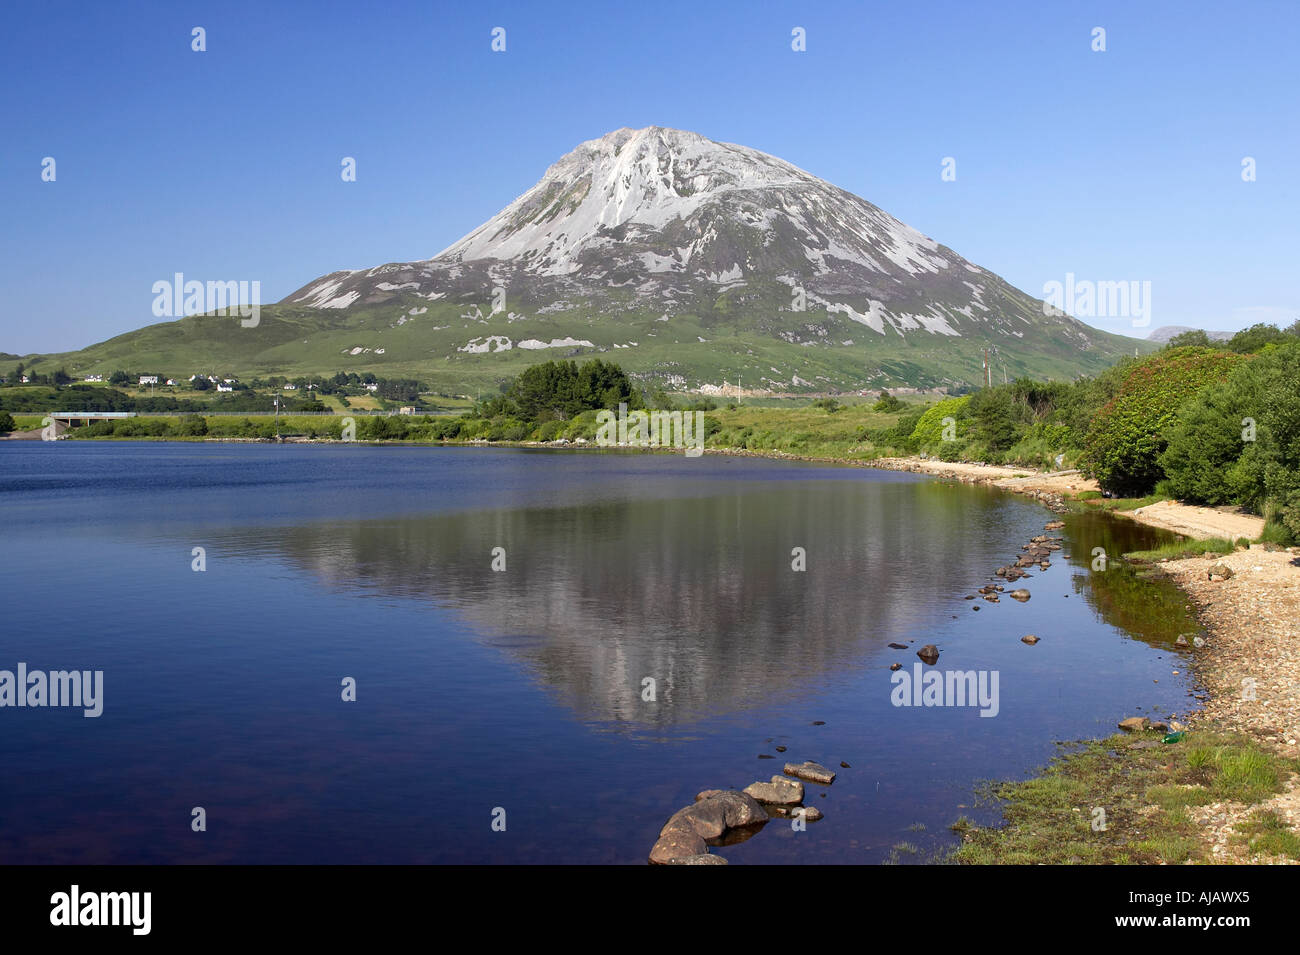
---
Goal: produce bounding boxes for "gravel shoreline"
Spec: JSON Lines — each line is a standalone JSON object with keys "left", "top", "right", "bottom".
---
{"left": 1156, "top": 548, "right": 1300, "bottom": 862}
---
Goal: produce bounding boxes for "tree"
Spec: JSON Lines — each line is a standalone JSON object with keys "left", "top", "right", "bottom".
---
{"left": 0, "top": 411, "right": 14, "bottom": 433}
{"left": 967, "top": 386, "right": 1021, "bottom": 453}
{"left": 872, "top": 391, "right": 903, "bottom": 412}
{"left": 506, "top": 358, "right": 641, "bottom": 422}
{"left": 1226, "top": 323, "right": 1288, "bottom": 354}
{"left": 1161, "top": 342, "right": 1300, "bottom": 535}
{"left": 1165, "top": 329, "right": 1211, "bottom": 349}
{"left": 1083, "top": 347, "right": 1246, "bottom": 496}
{"left": 109, "top": 370, "right": 130, "bottom": 386}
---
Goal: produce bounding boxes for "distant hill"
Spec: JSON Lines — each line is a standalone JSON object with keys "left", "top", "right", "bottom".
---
{"left": 14, "top": 126, "right": 1155, "bottom": 393}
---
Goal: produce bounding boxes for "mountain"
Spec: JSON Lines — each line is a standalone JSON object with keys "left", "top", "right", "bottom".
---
{"left": 1147, "top": 325, "right": 1233, "bottom": 343}
{"left": 18, "top": 127, "right": 1153, "bottom": 392}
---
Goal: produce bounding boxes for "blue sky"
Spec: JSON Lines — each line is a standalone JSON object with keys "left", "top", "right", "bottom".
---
{"left": 1, "top": 0, "right": 1296, "bottom": 354}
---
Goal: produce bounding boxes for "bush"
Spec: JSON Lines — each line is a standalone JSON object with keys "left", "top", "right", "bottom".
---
{"left": 176, "top": 414, "right": 208, "bottom": 437}
{"left": 909, "top": 396, "right": 971, "bottom": 452}
{"left": 1226, "top": 323, "right": 1296, "bottom": 354}
{"left": 1162, "top": 343, "right": 1300, "bottom": 533}
{"left": 1083, "top": 348, "right": 1245, "bottom": 496}
{"left": 535, "top": 420, "right": 564, "bottom": 441}
{"left": 0, "top": 410, "right": 13, "bottom": 433}
{"left": 362, "top": 416, "right": 409, "bottom": 440}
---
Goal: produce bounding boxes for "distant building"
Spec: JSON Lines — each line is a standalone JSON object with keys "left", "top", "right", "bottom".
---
{"left": 283, "top": 384, "right": 297, "bottom": 390}
{"left": 83, "top": 374, "right": 104, "bottom": 383}
{"left": 138, "top": 375, "right": 159, "bottom": 385}
{"left": 165, "top": 379, "right": 177, "bottom": 386}
{"left": 364, "top": 382, "right": 379, "bottom": 392}
{"left": 398, "top": 406, "right": 416, "bottom": 415}
{"left": 216, "top": 383, "right": 233, "bottom": 392}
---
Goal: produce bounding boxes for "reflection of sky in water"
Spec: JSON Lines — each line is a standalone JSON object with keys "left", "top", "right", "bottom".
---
{"left": 1, "top": 443, "right": 1198, "bottom": 864}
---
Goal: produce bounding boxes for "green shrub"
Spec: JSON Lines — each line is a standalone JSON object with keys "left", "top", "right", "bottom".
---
{"left": 1083, "top": 348, "right": 1245, "bottom": 496}
{"left": 535, "top": 420, "right": 564, "bottom": 441}
{"left": 1160, "top": 342, "right": 1300, "bottom": 532}
{"left": 872, "top": 392, "right": 904, "bottom": 413}
{"left": 909, "top": 395, "right": 971, "bottom": 452}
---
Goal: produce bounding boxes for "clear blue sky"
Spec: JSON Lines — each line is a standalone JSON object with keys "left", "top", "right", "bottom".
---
{"left": 1, "top": 0, "right": 1296, "bottom": 354}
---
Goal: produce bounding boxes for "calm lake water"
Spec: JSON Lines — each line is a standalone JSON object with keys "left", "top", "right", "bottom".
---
{"left": 0, "top": 442, "right": 1201, "bottom": 864}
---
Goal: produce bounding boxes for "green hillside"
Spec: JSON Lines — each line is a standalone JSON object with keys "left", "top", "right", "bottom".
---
{"left": 12, "top": 289, "right": 1156, "bottom": 395}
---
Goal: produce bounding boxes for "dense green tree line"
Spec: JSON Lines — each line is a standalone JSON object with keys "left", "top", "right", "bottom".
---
{"left": 872, "top": 326, "right": 1299, "bottom": 539}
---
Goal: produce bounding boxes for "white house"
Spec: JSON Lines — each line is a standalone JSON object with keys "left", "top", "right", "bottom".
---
{"left": 216, "top": 383, "right": 234, "bottom": 392}
{"left": 364, "top": 382, "right": 379, "bottom": 392}
{"left": 283, "top": 384, "right": 297, "bottom": 391}
{"left": 139, "top": 375, "right": 159, "bottom": 385}
{"left": 83, "top": 374, "right": 104, "bottom": 383}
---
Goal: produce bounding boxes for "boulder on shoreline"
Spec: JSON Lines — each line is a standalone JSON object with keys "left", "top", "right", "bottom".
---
{"left": 917, "top": 644, "right": 940, "bottom": 664}
{"left": 1207, "top": 563, "right": 1235, "bottom": 581}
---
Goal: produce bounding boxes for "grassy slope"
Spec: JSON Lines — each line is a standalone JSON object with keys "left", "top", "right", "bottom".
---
{"left": 12, "top": 292, "right": 1157, "bottom": 395}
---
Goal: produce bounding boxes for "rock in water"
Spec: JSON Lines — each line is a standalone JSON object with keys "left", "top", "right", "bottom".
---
{"left": 661, "top": 800, "right": 729, "bottom": 840}
{"left": 744, "top": 775, "right": 804, "bottom": 806}
{"left": 1009, "top": 589, "right": 1031, "bottom": 602}
{"left": 1021, "top": 634, "right": 1040, "bottom": 645}
{"left": 692, "top": 790, "right": 769, "bottom": 828}
{"left": 649, "top": 826, "right": 707, "bottom": 864}
{"left": 917, "top": 644, "right": 940, "bottom": 664}
{"left": 783, "top": 761, "right": 836, "bottom": 785}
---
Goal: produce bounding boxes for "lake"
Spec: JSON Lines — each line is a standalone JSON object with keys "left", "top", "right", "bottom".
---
{"left": 0, "top": 442, "right": 1201, "bottom": 863}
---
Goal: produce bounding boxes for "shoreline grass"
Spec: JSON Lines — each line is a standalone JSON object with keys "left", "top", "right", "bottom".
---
{"left": 953, "top": 730, "right": 1299, "bottom": 865}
